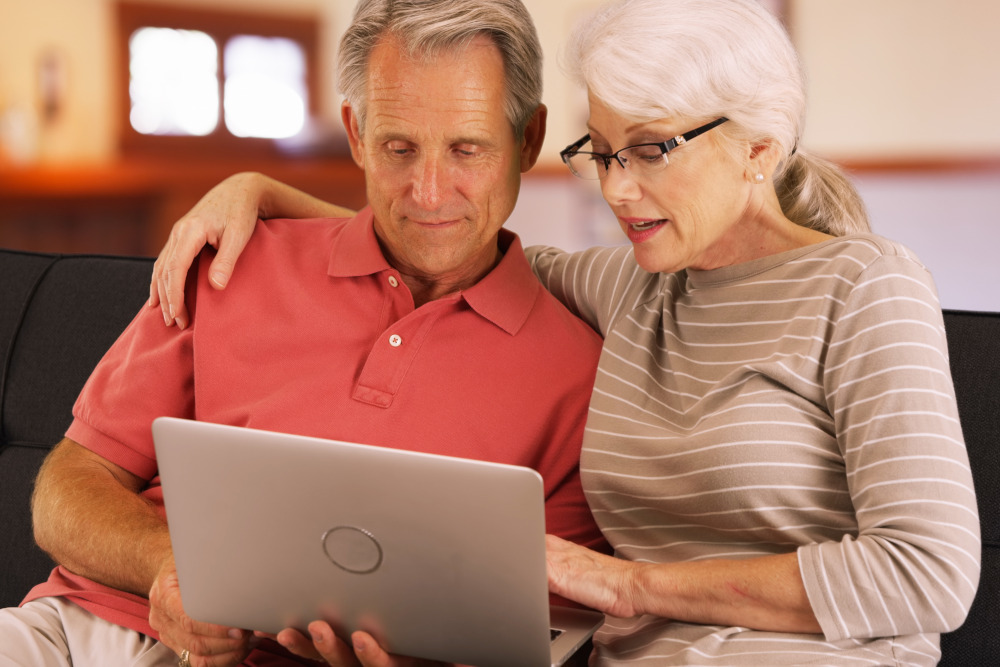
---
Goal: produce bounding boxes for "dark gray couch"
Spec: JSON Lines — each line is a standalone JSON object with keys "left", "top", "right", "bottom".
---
{"left": 1, "top": 247, "right": 996, "bottom": 664}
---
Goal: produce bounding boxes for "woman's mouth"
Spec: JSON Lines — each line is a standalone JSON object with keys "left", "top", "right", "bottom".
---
{"left": 630, "top": 220, "right": 663, "bottom": 232}
{"left": 622, "top": 218, "right": 667, "bottom": 243}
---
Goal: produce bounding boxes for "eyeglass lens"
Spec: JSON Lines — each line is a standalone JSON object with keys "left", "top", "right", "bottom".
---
{"left": 567, "top": 144, "right": 669, "bottom": 180}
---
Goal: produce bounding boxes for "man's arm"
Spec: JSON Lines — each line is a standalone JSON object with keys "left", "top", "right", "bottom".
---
{"left": 32, "top": 438, "right": 170, "bottom": 594}
{"left": 151, "top": 172, "right": 355, "bottom": 329}
{"left": 32, "top": 438, "right": 256, "bottom": 665}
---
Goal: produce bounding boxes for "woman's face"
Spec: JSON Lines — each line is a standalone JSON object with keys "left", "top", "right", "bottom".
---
{"left": 587, "top": 94, "right": 759, "bottom": 274}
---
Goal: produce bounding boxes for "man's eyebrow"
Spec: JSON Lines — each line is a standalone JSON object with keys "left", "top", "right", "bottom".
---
{"left": 372, "top": 132, "right": 499, "bottom": 150}
{"left": 451, "top": 135, "right": 499, "bottom": 148}
{"left": 371, "top": 130, "right": 414, "bottom": 144}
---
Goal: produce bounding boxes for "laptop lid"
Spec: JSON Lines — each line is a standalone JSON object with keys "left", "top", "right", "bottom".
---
{"left": 152, "top": 417, "right": 602, "bottom": 667}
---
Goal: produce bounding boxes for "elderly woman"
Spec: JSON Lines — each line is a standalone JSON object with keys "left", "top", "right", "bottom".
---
{"left": 151, "top": 0, "right": 979, "bottom": 664}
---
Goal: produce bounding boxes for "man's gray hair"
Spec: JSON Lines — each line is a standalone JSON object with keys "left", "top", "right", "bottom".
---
{"left": 338, "top": 0, "right": 543, "bottom": 139}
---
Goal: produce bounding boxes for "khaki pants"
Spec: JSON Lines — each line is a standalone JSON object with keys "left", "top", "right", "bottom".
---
{"left": 0, "top": 597, "right": 177, "bottom": 667}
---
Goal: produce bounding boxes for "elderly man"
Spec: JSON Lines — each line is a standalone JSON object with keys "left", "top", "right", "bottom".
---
{"left": 0, "top": 1, "right": 604, "bottom": 666}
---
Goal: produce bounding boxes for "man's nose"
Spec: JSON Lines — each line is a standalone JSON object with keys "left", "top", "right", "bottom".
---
{"left": 411, "top": 155, "right": 446, "bottom": 209}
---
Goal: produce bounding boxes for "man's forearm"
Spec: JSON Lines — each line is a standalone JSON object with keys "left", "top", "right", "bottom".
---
{"left": 32, "top": 438, "right": 172, "bottom": 597}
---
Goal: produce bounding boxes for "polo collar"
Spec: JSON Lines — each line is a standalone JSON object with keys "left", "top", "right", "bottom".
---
{"left": 327, "top": 208, "right": 390, "bottom": 278}
{"left": 327, "top": 208, "right": 539, "bottom": 336}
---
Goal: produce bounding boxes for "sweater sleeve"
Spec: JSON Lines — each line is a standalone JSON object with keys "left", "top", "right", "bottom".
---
{"left": 525, "top": 244, "right": 656, "bottom": 336}
{"left": 798, "top": 252, "right": 980, "bottom": 641}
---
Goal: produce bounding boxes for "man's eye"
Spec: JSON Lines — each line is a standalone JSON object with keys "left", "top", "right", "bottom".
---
{"left": 385, "top": 143, "right": 414, "bottom": 157}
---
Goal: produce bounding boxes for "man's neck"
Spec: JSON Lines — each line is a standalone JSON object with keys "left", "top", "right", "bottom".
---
{"left": 401, "top": 244, "right": 504, "bottom": 308}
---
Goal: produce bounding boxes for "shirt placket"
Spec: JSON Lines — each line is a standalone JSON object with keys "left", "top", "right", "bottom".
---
{"left": 353, "top": 277, "right": 455, "bottom": 408}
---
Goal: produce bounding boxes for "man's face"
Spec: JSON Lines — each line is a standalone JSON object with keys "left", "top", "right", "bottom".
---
{"left": 343, "top": 33, "right": 544, "bottom": 294}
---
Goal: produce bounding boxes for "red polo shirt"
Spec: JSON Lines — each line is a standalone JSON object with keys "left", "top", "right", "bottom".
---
{"left": 26, "top": 209, "right": 604, "bottom": 658}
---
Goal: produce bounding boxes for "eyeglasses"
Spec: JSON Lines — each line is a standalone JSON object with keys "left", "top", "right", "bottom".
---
{"left": 559, "top": 117, "right": 728, "bottom": 180}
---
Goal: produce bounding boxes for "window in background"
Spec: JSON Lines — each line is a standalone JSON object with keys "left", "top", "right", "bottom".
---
{"left": 117, "top": 1, "right": 318, "bottom": 157}
{"left": 223, "top": 35, "right": 307, "bottom": 139}
{"left": 128, "top": 28, "right": 219, "bottom": 137}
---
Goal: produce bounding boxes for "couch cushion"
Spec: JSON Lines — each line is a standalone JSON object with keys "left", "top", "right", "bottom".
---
{"left": 0, "top": 250, "right": 153, "bottom": 608}
{"left": 2, "top": 254, "right": 153, "bottom": 447}
{"left": 939, "top": 310, "right": 1000, "bottom": 666}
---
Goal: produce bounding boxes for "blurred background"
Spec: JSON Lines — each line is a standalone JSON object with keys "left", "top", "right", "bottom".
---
{"left": 1, "top": 0, "right": 997, "bottom": 310}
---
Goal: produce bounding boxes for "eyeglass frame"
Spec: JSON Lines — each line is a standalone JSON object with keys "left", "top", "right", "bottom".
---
{"left": 559, "top": 116, "right": 729, "bottom": 179}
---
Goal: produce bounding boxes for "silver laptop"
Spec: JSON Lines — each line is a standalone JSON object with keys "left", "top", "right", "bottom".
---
{"left": 152, "top": 417, "right": 603, "bottom": 667}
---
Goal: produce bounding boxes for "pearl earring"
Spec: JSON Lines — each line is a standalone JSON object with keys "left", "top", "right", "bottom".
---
{"left": 754, "top": 173, "right": 765, "bottom": 184}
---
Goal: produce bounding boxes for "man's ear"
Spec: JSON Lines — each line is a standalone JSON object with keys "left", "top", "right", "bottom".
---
{"left": 519, "top": 104, "right": 548, "bottom": 173}
{"left": 342, "top": 101, "right": 365, "bottom": 169}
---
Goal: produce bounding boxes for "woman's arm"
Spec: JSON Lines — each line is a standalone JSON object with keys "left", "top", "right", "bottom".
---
{"left": 796, "top": 253, "right": 979, "bottom": 640}
{"left": 546, "top": 535, "right": 821, "bottom": 633}
{"left": 150, "top": 172, "right": 355, "bottom": 329}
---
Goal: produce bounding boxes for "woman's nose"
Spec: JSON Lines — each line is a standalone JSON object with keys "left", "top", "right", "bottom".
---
{"left": 600, "top": 160, "right": 642, "bottom": 203}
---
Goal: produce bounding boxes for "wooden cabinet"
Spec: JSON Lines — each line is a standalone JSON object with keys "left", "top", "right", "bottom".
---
{"left": 0, "top": 159, "right": 367, "bottom": 257}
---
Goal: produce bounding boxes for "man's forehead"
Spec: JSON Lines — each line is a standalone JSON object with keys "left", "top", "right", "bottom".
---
{"left": 366, "top": 34, "right": 505, "bottom": 94}
{"left": 363, "top": 34, "right": 510, "bottom": 141}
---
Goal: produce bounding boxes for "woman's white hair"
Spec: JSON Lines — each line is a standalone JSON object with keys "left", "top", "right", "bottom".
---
{"left": 564, "top": 0, "right": 869, "bottom": 235}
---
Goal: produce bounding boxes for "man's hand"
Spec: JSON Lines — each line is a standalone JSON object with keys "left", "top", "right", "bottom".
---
{"left": 148, "top": 555, "right": 256, "bottom": 667}
{"left": 276, "top": 621, "right": 453, "bottom": 667}
{"left": 150, "top": 172, "right": 262, "bottom": 330}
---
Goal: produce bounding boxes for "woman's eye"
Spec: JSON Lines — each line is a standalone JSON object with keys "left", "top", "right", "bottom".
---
{"left": 632, "top": 146, "right": 664, "bottom": 162}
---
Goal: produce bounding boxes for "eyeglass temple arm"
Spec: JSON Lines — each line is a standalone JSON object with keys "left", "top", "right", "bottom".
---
{"left": 560, "top": 133, "right": 592, "bottom": 158}
{"left": 676, "top": 117, "right": 729, "bottom": 146}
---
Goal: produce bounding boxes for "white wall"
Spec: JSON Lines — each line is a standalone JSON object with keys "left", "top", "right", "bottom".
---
{"left": 794, "top": 0, "right": 1000, "bottom": 161}
{"left": 854, "top": 170, "right": 1000, "bottom": 312}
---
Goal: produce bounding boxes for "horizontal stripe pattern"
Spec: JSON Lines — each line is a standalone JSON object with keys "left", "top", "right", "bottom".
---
{"left": 528, "top": 235, "right": 979, "bottom": 665}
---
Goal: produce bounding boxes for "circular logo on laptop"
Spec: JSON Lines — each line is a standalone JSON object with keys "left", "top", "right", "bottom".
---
{"left": 321, "top": 526, "right": 383, "bottom": 574}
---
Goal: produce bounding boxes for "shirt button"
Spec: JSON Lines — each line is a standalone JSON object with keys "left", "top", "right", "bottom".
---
{"left": 388, "top": 275, "right": 399, "bottom": 287}
{"left": 389, "top": 334, "right": 402, "bottom": 347}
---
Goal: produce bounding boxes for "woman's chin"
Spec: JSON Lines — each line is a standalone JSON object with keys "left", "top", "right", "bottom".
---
{"left": 632, "top": 247, "right": 676, "bottom": 274}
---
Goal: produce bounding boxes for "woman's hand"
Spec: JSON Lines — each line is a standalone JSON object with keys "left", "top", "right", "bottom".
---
{"left": 149, "top": 172, "right": 356, "bottom": 329}
{"left": 150, "top": 172, "right": 265, "bottom": 330}
{"left": 545, "top": 534, "right": 646, "bottom": 619}
{"left": 275, "top": 621, "right": 453, "bottom": 667}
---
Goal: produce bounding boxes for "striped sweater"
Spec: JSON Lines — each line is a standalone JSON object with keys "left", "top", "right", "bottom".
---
{"left": 528, "top": 234, "right": 979, "bottom": 666}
